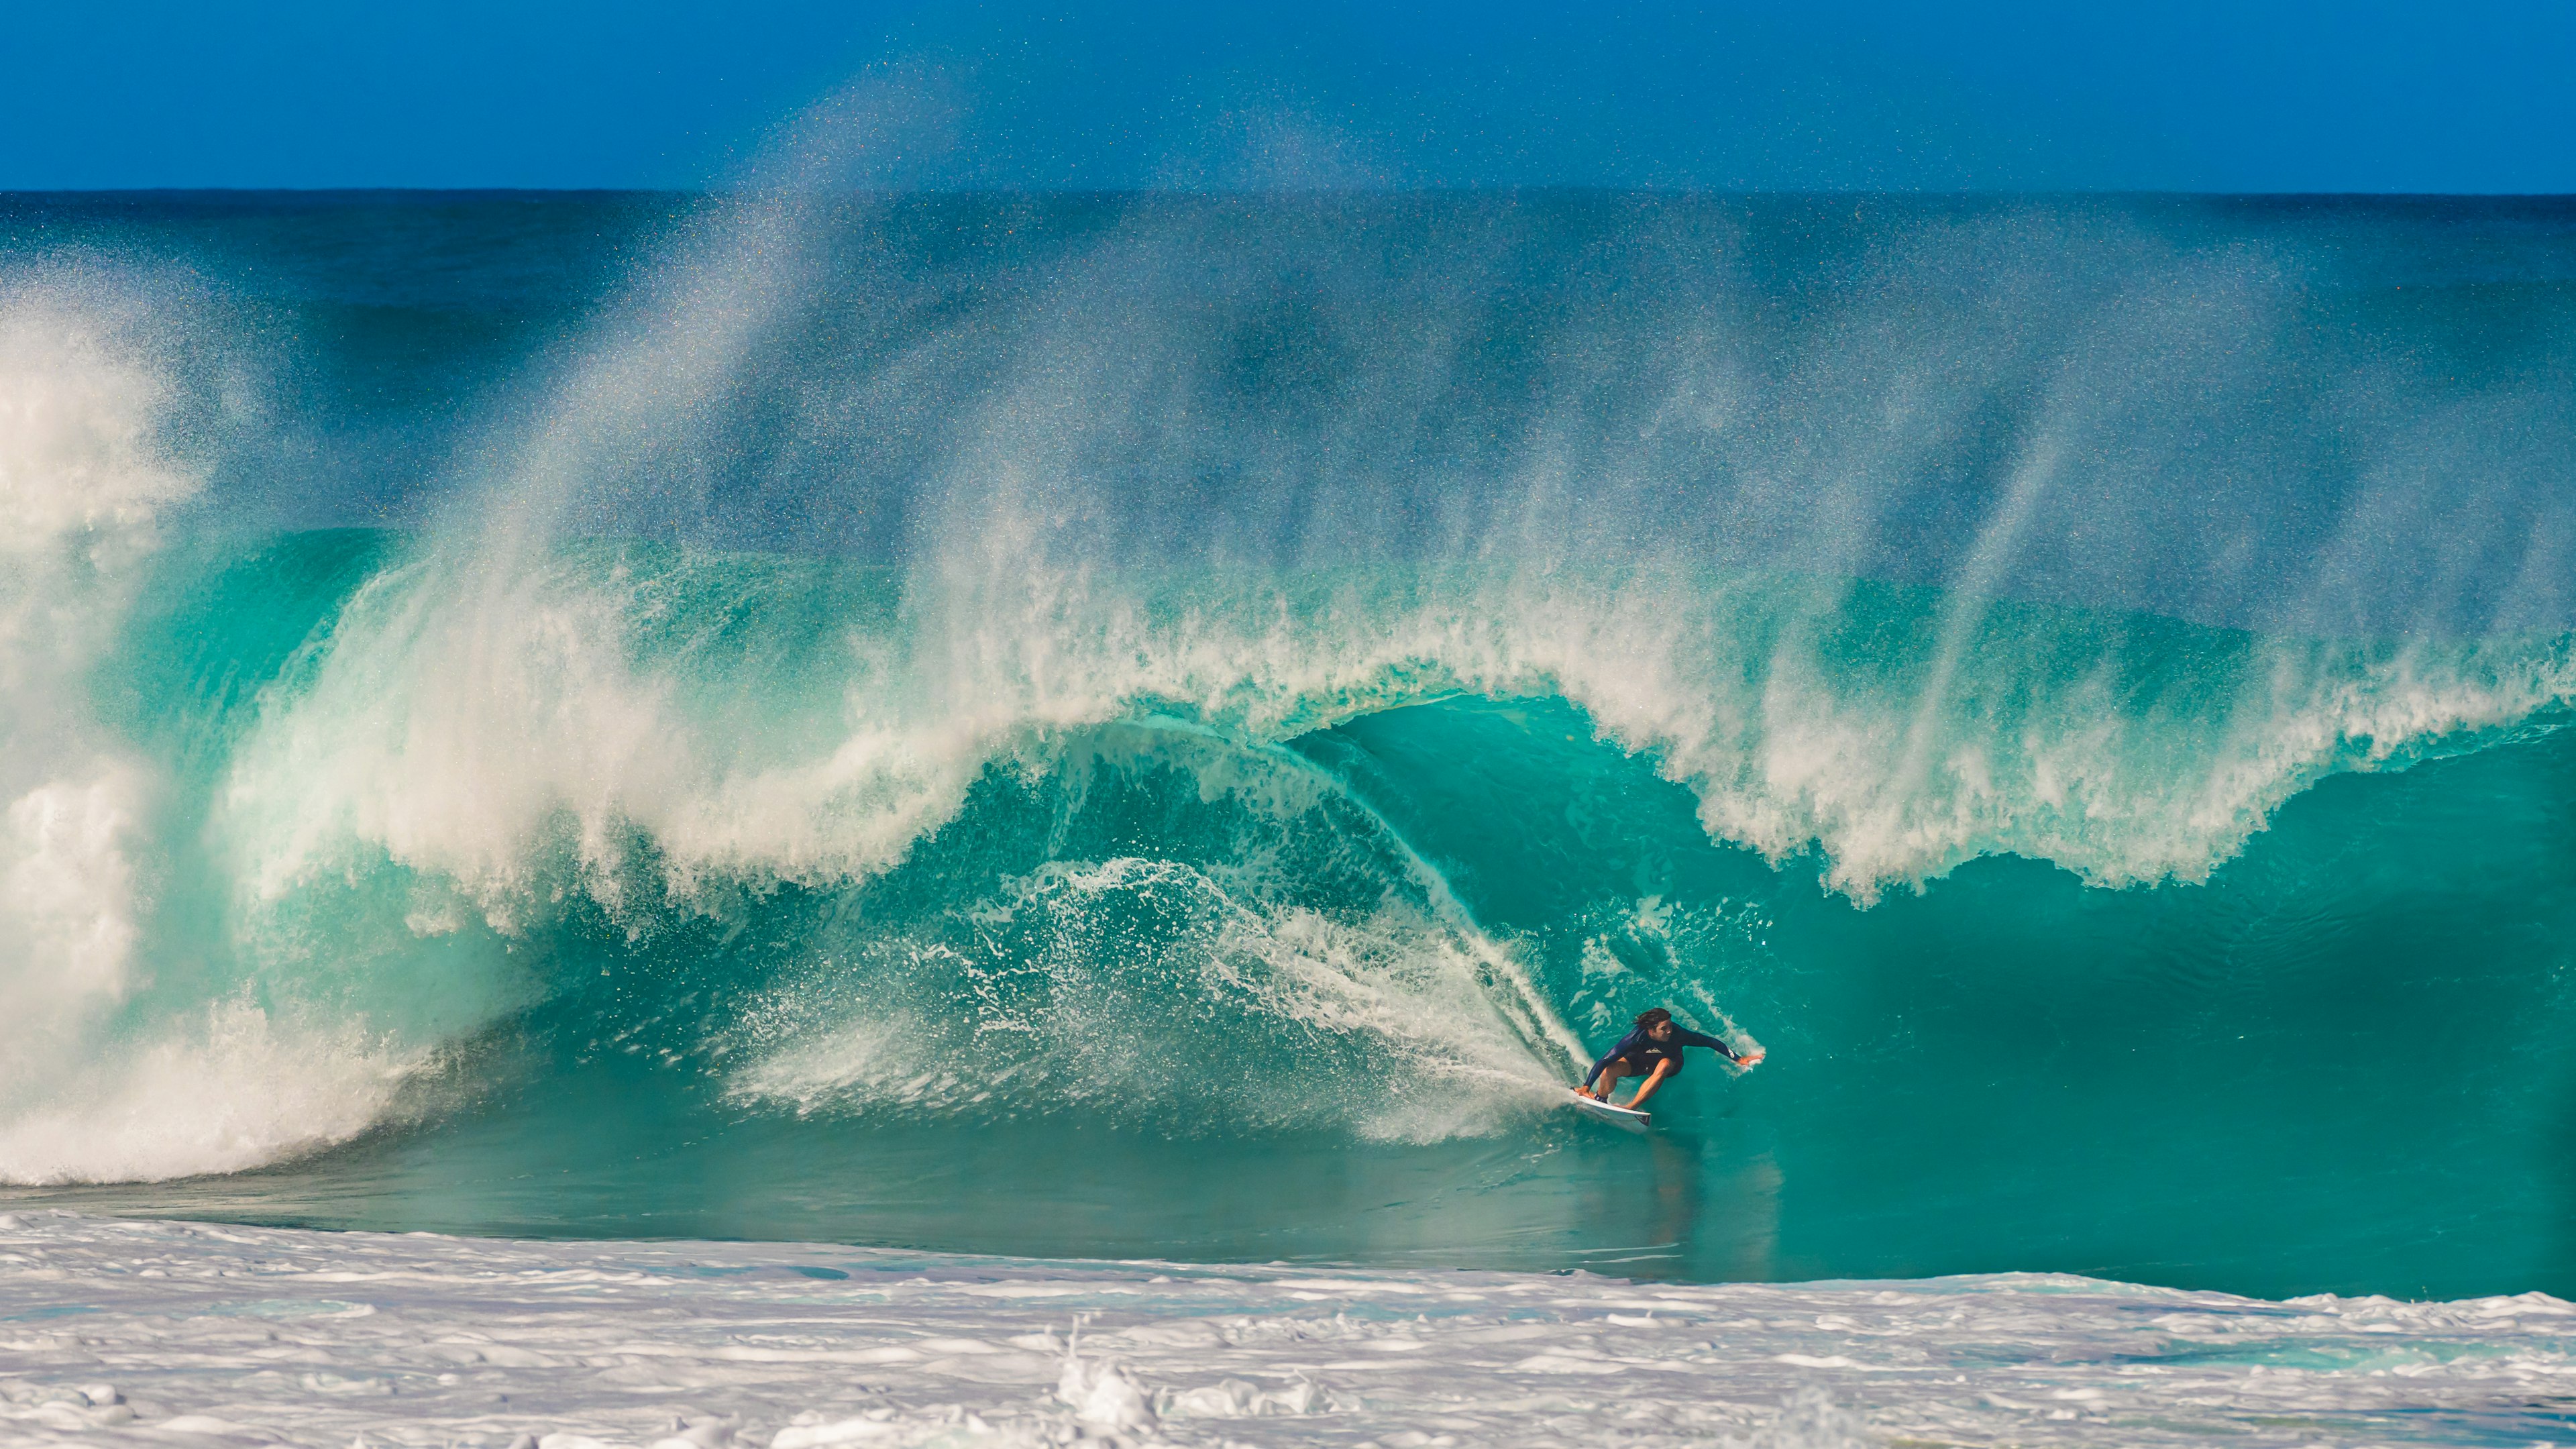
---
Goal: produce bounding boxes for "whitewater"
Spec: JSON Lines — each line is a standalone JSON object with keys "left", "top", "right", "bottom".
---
{"left": 3, "top": 180, "right": 2576, "bottom": 1441}
{"left": 6, "top": 1211, "right": 2576, "bottom": 1448}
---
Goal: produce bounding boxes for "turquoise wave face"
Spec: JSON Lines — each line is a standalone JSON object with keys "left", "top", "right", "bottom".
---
{"left": 0, "top": 525, "right": 2565, "bottom": 1301}
{"left": 5, "top": 193, "right": 2576, "bottom": 1299}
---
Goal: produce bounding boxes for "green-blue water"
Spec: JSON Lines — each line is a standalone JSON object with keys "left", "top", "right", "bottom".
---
{"left": 4, "top": 192, "right": 2575, "bottom": 1301}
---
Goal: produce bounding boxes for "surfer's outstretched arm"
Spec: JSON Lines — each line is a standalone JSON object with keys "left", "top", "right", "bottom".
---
{"left": 1670, "top": 1024, "right": 1764, "bottom": 1067}
{"left": 1668, "top": 1026, "right": 1737, "bottom": 1060}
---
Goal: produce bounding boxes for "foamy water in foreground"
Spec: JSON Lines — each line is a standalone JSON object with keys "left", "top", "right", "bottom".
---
{"left": 0, "top": 1214, "right": 2570, "bottom": 1448}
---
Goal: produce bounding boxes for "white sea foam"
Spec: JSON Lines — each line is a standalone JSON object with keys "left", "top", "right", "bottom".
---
{"left": 0, "top": 283, "right": 197, "bottom": 577}
{"left": 0, "top": 282, "right": 200, "bottom": 1050}
{"left": 0, "top": 1212, "right": 2567, "bottom": 1448}
{"left": 0, "top": 1004, "right": 429, "bottom": 1185}
{"left": 0, "top": 765, "right": 150, "bottom": 1079}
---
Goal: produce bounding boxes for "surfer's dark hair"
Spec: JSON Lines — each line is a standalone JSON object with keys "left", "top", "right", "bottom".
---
{"left": 1634, "top": 1007, "right": 1674, "bottom": 1030}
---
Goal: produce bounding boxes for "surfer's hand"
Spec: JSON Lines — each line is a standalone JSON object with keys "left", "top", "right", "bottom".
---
{"left": 1738, "top": 1049, "right": 1766, "bottom": 1067}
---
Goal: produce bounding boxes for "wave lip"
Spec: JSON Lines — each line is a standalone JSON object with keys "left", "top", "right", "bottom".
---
{"left": 219, "top": 541, "right": 2576, "bottom": 925}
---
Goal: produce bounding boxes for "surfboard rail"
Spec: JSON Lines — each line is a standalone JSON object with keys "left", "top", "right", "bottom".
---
{"left": 1567, "top": 1090, "right": 1650, "bottom": 1132}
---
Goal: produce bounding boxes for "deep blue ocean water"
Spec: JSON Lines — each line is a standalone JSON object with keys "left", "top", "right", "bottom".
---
{"left": 3, "top": 191, "right": 2575, "bottom": 1302}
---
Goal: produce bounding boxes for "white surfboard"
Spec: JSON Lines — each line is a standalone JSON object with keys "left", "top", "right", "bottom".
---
{"left": 1568, "top": 1091, "right": 1650, "bottom": 1132}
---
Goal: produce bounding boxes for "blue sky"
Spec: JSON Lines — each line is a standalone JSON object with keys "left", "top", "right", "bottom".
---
{"left": 7, "top": 1, "right": 2572, "bottom": 191}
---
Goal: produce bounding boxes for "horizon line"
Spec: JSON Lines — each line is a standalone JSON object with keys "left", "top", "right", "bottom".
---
{"left": 5, "top": 184, "right": 2576, "bottom": 202}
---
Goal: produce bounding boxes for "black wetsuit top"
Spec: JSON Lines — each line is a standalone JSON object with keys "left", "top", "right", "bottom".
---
{"left": 1583, "top": 1023, "right": 1737, "bottom": 1088}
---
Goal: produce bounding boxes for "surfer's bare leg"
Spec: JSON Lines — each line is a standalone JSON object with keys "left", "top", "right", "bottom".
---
{"left": 1623, "top": 1059, "right": 1676, "bottom": 1109}
{"left": 1585, "top": 1063, "right": 1630, "bottom": 1102}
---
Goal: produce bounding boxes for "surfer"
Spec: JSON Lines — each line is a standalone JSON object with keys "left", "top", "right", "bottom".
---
{"left": 1577, "top": 1007, "right": 1762, "bottom": 1110}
